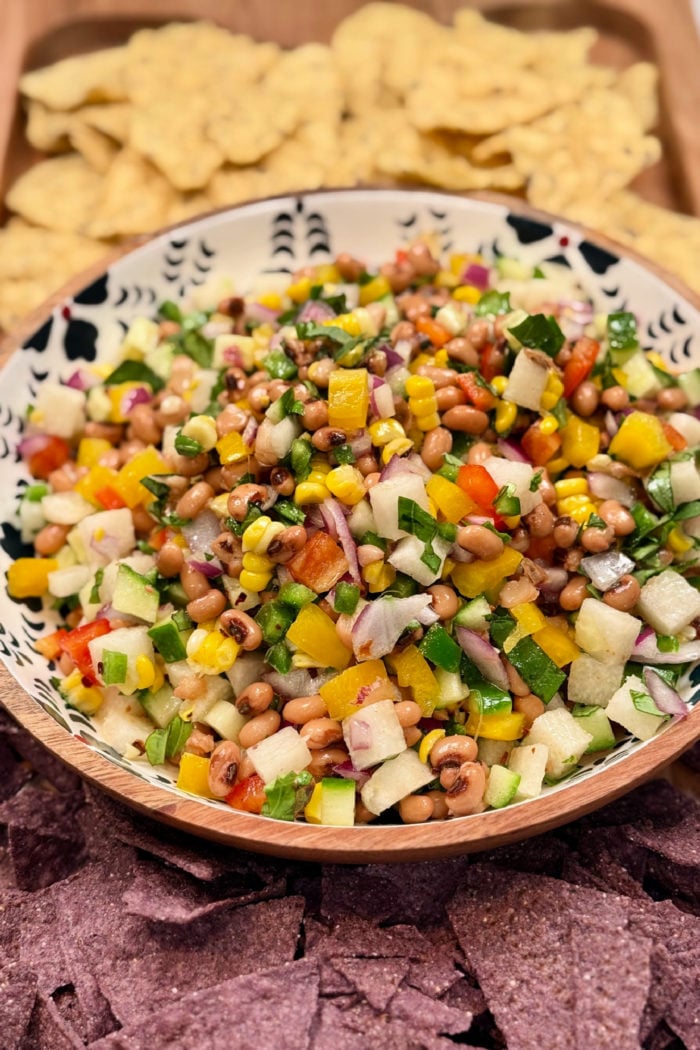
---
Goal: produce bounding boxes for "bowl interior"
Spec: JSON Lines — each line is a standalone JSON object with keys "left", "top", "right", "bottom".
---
{"left": 1, "top": 187, "right": 700, "bottom": 860}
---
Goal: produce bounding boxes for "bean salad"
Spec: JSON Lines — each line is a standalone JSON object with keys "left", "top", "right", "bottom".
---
{"left": 10, "top": 240, "right": 700, "bottom": 825}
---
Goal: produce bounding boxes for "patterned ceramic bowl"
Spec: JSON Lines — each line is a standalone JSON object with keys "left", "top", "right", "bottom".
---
{"left": 1, "top": 188, "right": 699, "bottom": 862}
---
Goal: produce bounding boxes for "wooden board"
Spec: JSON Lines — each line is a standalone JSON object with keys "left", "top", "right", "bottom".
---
{"left": 1, "top": 0, "right": 700, "bottom": 215}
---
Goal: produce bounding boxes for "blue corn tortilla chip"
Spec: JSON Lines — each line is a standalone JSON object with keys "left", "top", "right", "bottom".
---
{"left": 1, "top": 962, "right": 37, "bottom": 1050}
{"left": 8, "top": 823, "right": 86, "bottom": 891}
{"left": 0, "top": 736, "right": 31, "bottom": 800}
{"left": 305, "top": 915, "right": 435, "bottom": 962}
{"left": 0, "top": 710, "right": 81, "bottom": 793}
{"left": 86, "top": 959, "right": 319, "bottom": 1050}
{"left": 311, "top": 997, "right": 464, "bottom": 1050}
{"left": 329, "top": 957, "right": 410, "bottom": 1011}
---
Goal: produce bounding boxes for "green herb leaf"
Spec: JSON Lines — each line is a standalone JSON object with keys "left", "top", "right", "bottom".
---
{"left": 529, "top": 470, "right": 543, "bottom": 492}
{"left": 488, "top": 607, "right": 516, "bottom": 649}
{"left": 89, "top": 568, "right": 104, "bottom": 605}
{"left": 158, "top": 300, "right": 183, "bottom": 323}
{"left": 145, "top": 728, "right": 168, "bottom": 766}
{"left": 275, "top": 499, "right": 306, "bottom": 525}
{"left": 645, "top": 462, "right": 674, "bottom": 514}
{"left": 607, "top": 311, "right": 638, "bottom": 353}
{"left": 174, "top": 433, "right": 204, "bottom": 458}
{"left": 180, "top": 329, "right": 213, "bottom": 368}
{"left": 475, "top": 290, "right": 511, "bottom": 317}
{"left": 507, "top": 637, "right": 566, "bottom": 703}
{"left": 262, "top": 770, "right": 315, "bottom": 820}
{"left": 333, "top": 444, "right": 356, "bottom": 465}
{"left": 278, "top": 387, "right": 304, "bottom": 418}
{"left": 140, "top": 475, "right": 172, "bottom": 502}
{"left": 508, "top": 313, "right": 565, "bottom": 356}
{"left": 630, "top": 689, "right": 665, "bottom": 717}
{"left": 263, "top": 350, "right": 298, "bottom": 380}
{"left": 103, "top": 360, "right": 164, "bottom": 392}
{"left": 296, "top": 321, "right": 351, "bottom": 346}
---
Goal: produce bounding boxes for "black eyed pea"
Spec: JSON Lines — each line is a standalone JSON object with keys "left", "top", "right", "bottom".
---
{"left": 237, "top": 709, "right": 281, "bottom": 749}
{"left": 219, "top": 609, "right": 263, "bottom": 651}
{"left": 299, "top": 717, "right": 344, "bottom": 749}
{"left": 235, "top": 681, "right": 274, "bottom": 716}
{"left": 207, "top": 740, "right": 241, "bottom": 798}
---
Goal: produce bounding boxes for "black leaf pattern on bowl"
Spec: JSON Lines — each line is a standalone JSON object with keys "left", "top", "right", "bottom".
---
{"left": 578, "top": 240, "right": 618, "bottom": 275}
{"left": 63, "top": 318, "right": 99, "bottom": 362}
{"left": 506, "top": 214, "right": 553, "bottom": 244}
{"left": 28, "top": 316, "right": 53, "bottom": 353}
{"left": 74, "top": 273, "right": 110, "bottom": 306}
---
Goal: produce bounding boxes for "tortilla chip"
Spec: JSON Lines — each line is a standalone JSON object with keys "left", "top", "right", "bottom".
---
{"left": 0, "top": 963, "right": 37, "bottom": 1049}
{"left": 19, "top": 47, "right": 128, "bottom": 110}
{"left": 206, "top": 90, "right": 299, "bottom": 167}
{"left": 77, "top": 103, "right": 132, "bottom": 143}
{"left": 129, "top": 98, "right": 223, "bottom": 192}
{"left": 68, "top": 121, "right": 119, "bottom": 174}
{"left": 24, "top": 100, "right": 72, "bottom": 152}
{"left": 5, "top": 155, "right": 103, "bottom": 233}
{"left": 86, "top": 148, "right": 176, "bottom": 238}
{"left": 376, "top": 124, "right": 523, "bottom": 192}
{"left": 330, "top": 957, "right": 409, "bottom": 1011}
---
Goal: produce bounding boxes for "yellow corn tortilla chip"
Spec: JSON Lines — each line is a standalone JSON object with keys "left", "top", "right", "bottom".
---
{"left": 5, "top": 155, "right": 103, "bottom": 234}
{"left": 376, "top": 124, "right": 524, "bottom": 192}
{"left": 86, "top": 148, "right": 176, "bottom": 239}
{"left": 69, "top": 122, "right": 120, "bottom": 174}
{"left": 0, "top": 219, "right": 107, "bottom": 281}
{"left": 206, "top": 90, "right": 299, "bottom": 167}
{"left": 616, "top": 63, "right": 659, "bottom": 132}
{"left": 129, "top": 98, "right": 224, "bottom": 192}
{"left": 77, "top": 103, "right": 133, "bottom": 143}
{"left": 24, "top": 101, "right": 72, "bottom": 152}
{"left": 19, "top": 47, "right": 127, "bottom": 111}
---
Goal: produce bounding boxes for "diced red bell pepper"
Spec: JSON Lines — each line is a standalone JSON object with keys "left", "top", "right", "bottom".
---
{"left": 58, "top": 618, "right": 111, "bottom": 683}
{"left": 415, "top": 316, "right": 452, "bottom": 348}
{"left": 562, "top": 336, "right": 600, "bottom": 398}
{"left": 455, "top": 372, "right": 497, "bottom": 411}
{"left": 288, "top": 531, "right": 349, "bottom": 593}
{"left": 226, "top": 774, "right": 266, "bottom": 813}
{"left": 457, "top": 464, "right": 499, "bottom": 510}
{"left": 27, "top": 435, "right": 71, "bottom": 480}
{"left": 521, "top": 422, "right": 562, "bottom": 466}
{"left": 34, "top": 629, "right": 67, "bottom": 662}
{"left": 95, "top": 485, "right": 127, "bottom": 510}
{"left": 662, "top": 422, "right": 687, "bottom": 451}
{"left": 479, "top": 343, "right": 502, "bottom": 382}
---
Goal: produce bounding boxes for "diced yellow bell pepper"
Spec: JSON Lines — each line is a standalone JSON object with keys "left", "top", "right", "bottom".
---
{"left": 532, "top": 624, "right": 581, "bottom": 667}
{"left": 453, "top": 285, "right": 481, "bottom": 304}
{"left": 304, "top": 781, "right": 323, "bottom": 824}
{"left": 668, "top": 526, "right": 694, "bottom": 553}
{"left": 286, "top": 276, "right": 313, "bottom": 303}
{"left": 114, "top": 447, "right": 169, "bottom": 508}
{"left": 328, "top": 368, "right": 369, "bottom": 431}
{"left": 426, "top": 474, "right": 475, "bottom": 524}
{"left": 176, "top": 753, "right": 215, "bottom": 798}
{"left": 387, "top": 645, "right": 440, "bottom": 716}
{"left": 511, "top": 602, "right": 547, "bottom": 636}
{"left": 216, "top": 432, "right": 253, "bottom": 465}
{"left": 451, "top": 547, "right": 523, "bottom": 599}
{"left": 75, "top": 464, "right": 121, "bottom": 506}
{"left": 77, "top": 437, "right": 112, "bottom": 468}
{"left": 319, "top": 659, "right": 389, "bottom": 719}
{"left": 608, "top": 410, "right": 673, "bottom": 471}
{"left": 313, "top": 264, "right": 342, "bottom": 285}
{"left": 466, "top": 706, "right": 526, "bottom": 741}
{"left": 107, "top": 382, "right": 150, "bottom": 423}
{"left": 419, "top": 728, "right": 445, "bottom": 764}
{"left": 362, "top": 559, "right": 396, "bottom": 593}
{"left": 359, "top": 274, "right": 391, "bottom": 305}
{"left": 286, "top": 604, "right": 351, "bottom": 670}
{"left": 559, "top": 414, "right": 600, "bottom": 469}
{"left": 8, "top": 557, "right": 58, "bottom": 598}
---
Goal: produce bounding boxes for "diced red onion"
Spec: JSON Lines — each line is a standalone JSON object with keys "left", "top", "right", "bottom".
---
{"left": 220, "top": 344, "right": 244, "bottom": 368}
{"left": 241, "top": 415, "right": 258, "bottom": 448}
{"left": 369, "top": 377, "right": 395, "bottom": 419}
{"left": 643, "top": 667, "right": 688, "bottom": 720}
{"left": 263, "top": 667, "right": 335, "bottom": 698}
{"left": 351, "top": 593, "right": 434, "bottom": 660}
{"left": 605, "top": 411, "right": 620, "bottom": 438}
{"left": 416, "top": 604, "right": 440, "bottom": 626}
{"left": 384, "top": 346, "right": 405, "bottom": 369}
{"left": 348, "top": 718, "right": 372, "bottom": 751}
{"left": 18, "top": 434, "right": 52, "bottom": 460}
{"left": 245, "top": 302, "right": 280, "bottom": 325}
{"left": 587, "top": 472, "right": 635, "bottom": 507}
{"left": 461, "top": 263, "right": 490, "bottom": 291}
{"left": 455, "top": 626, "right": 510, "bottom": 691}
{"left": 181, "top": 510, "right": 222, "bottom": 556}
{"left": 579, "top": 550, "right": 635, "bottom": 592}
{"left": 496, "top": 437, "right": 527, "bottom": 462}
{"left": 539, "top": 566, "right": 568, "bottom": 593}
{"left": 390, "top": 338, "right": 414, "bottom": 365}
{"left": 449, "top": 544, "right": 474, "bottom": 563}
{"left": 268, "top": 330, "right": 285, "bottom": 351}
{"left": 630, "top": 628, "right": 700, "bottom": 664}
{"left": 65, "top": 368, "right": 97, "bottom": 391}
{"left": 89, "top": 532, "right": 123, "bottom": 562}
{"left": 380, "top": 453, "right": 431, "bottom": 482}
{"left": 357, "top": 544, "right": 385, "bottom": 567}
{"left": 332, "top": 760, "right": 370, "bottom": 787}
{"left": 348, "top": 431, "right": 372, "bottom": 459}
{"left": 320, "top": 498, "right": 361, "bottom": 583}
{"left": 121, "top": 386, "right": 151, "bottom": 415}
{"left": 188, "top": 559, "right": 223, "bottom": 578}
{"left": 296, "top": 299, "right": 336, "bottom": 323}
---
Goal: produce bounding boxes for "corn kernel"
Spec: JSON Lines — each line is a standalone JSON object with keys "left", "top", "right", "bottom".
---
{"left": 313, "top": 264, "right": 342, "bottom": 284}
{"left": 408, "top": 353, "right": 434, "bottom": 374}
{"left": 181, "top": 414, "right": 218, "bottom": 452}
{"left": 405, "top": 375, "right": 435, "bottom": 399}
{"left": 242, "top": 552, "right": 274, "bottom": 574}
{"left": 216, "top": 432, "right": 252, "bottom": 464}
{"left": 257, "top": 292, "right": 282, "bottom": 310}
{"left": 135, "top": 655, "right": 156, "bottom": 690}
{"left": 242, "top": 516, "right": 285, "bottom": 553}
{"left": 546, "top": 456, "right": 570, "bottom": 476}
{"left": 294, "top": 481, "right": 329, "bottom": 505}
{"left": 494, "top": 401, "right": 517, "bottom": 434}
{"left": 540, "top": 373, "right": 565, "bottom": 411}
{"left": 490, "top": 376, "right": 508, "bottom": 396}
{"left": 410, "top": 395, "right": 438, "bottom": 418}
{"left": 324, "top": 312, "right": 363, "bottom": 337}
{"left": 368, "top": 419, "right": 406, "bottom": 446}
{"left": 539, "top": 413, "right": 559, "bottom": 435}
{"left": 287, "top": 276, "right": 313, "bottom": 303}
{"left": 239, "top": 570, "right": 271, "bottom": 592}
{"left": 326, "top": 465, "right": 365, "bottom": 505}
{"left": 362, "top": 560, "right": 396, "bottom": 592}
{"left": 554, "top": 477, "right": 589, "bottom": 498}
{"left": 433, "top": 349, "right": 449, "bottom": 368}
{"left": 453, "top": 285, "right": 481, "bottom": 304}
{"left": 310, "top": 456, "right": 331, "bottom": 475}
{"left": 434, "top": 270, "right": 459, "bottom": 289}
{"left": 668, "top": 527, "right": 694, "bottom": 553}
{"left": 416, "top": 412, "right": 441, "bottom": 432}
{"left": 381, "top": 437, "right": 414, "bottom": 464}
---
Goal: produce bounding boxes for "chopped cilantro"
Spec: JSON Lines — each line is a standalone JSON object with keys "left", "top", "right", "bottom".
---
{"left": 508, "top": 313, "right": 565, "bottom": 356}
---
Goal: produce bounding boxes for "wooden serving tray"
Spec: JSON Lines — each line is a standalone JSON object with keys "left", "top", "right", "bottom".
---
{"left": 1, "top": 0, "right": 700, "bottom": 217}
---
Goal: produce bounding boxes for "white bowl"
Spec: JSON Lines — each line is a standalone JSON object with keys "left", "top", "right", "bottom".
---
{"left": 1, "top": 187, "right": 699, "bottom": 862}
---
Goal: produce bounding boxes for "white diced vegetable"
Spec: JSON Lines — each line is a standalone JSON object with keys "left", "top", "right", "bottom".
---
{"left": 567, "top": 654, "right": 624, "bottom": 707}
{"left": 523, "top": 708, "right": 593, "bottom": 780}
{"left": 670, "top": 460, "right": 700, "bottom": 505}
{"left": 213, "top": 334, "right": 255, "bottom": 370}
{"left": 41, "top": 491, "right": 94, "bottom": 526}
{"left": 388, "top": 534, "right": 450, "bottom": 586}
{"left": 508, "top": 743, "right": 549, "bottom": 800}
{"left": 369, "top": 474, "right": 429, "bottom": 540}
{"left": 477, "top": 738, "right": 514, "bottom": 767}
{"left": 606, "top": 674, "right": 667, "bottom": 742}
{"left": 189, "top": 369, "right": 219, "bottom": 413}
{"left": 75, "top": 509, "right": 136, "bottom": 568}
{"left": 220, "top": 578, "right": 260, "bottom": 613}
{"left": 574, "top": 598, "right": 641, "bottom": 665}
{"left": 434, "top": 301, "right": 467, "bottom": 335}
{"left": 121, "top": 317, "right": 159, "bottom": 357}
{"left": 181, "top": 676, "right": 233, "bottom": 723}
{"left": 619, "top": 351, "right": 663, "bottom": 399}
{"left": 360, "top": 749, "right": 434, "bottom": 816}
{"left": 88, "top": 626, "right": 155, "bottom": 696}
{"left": 667, "top": 412, "right": 700, "bottom": 447}
{"left": 343, "top": 698, "right": 407, "bottom": 771}
{"left": 47, "top": 564, "right": 91, "bottom": 599}
{"left": 636, "top": 569, "right": 700, "bottom": 636}
{"left": 503, "top": 349, "right": 550, "bottom": 411}
{"left": 19, "top": 498, "right": 46, "bottom": 542}
{"left": 246, "top": 726, "right": 312, "bottom": 784}
{"left": 92, "top": 689, "right": 154, "bottom": 756}
{"left": 225, "top": 651, "right": 267, "bottom": 695}
{"left": 32, "top": 383, "right": 86, "bottom": 438}
{"left": 482, "top": 456, "right": 542, "bottom": 515}
{"left": 348, "top": 499, "right": 377, "bottom": 539}
{"left": 434, "top": 667, "right": 470, "bottom": 709}
{"left": 255, "top": 416, "right": 300, "bottom": 464}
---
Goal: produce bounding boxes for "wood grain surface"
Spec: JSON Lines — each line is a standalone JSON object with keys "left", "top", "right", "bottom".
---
{"left": 1, "top": 188, "right": 699, "bottom": 862}
{"left": 1, "top": 0, "right": 700, "bottom": 213}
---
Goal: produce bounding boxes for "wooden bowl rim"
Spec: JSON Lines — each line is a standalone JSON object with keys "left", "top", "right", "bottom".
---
{"left": 2, "top": 187, "right": 700, "bottom": 863}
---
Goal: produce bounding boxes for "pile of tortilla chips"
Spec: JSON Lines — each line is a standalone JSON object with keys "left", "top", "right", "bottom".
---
{"left": 2, "top": 4, "right": 699, "bottom": 332}
{"left": 2, "top": 704, "right": 700, "bottom": 1048}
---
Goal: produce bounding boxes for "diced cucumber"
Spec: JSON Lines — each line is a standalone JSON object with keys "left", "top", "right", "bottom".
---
{"left": 678, "top": 368, "right": 700, "bottom": 408}
{"left": 201, "top": 699, "right": 247, "bottom": 742}
{"left": 140, "top": 684, "right": 181, "bottom": 729}
{"left": 508, "top": 743, "right": 548, "bottom": 800}
{"left": 484, "top": 764, "right": 521, "bottom": 809}
{"left": 477, "top": 737, "right": 514, "bottom": 767}
{"left": 112, "top": 563, "right": 159, "bottom": 624}
{"left": 619, "top": 350, "right": 663, "bottom": 399}
{"left": 571, "top": 704, "right": 616, "bottom": 753}
{"left": 318, "top": 777, "right": 356, "bottom": 826}
{"left": 148, "top": 617, "right": 189, "bottom": 662}
{"left": 433, "top": 667, "right": 469, "bottom": 709}
{"left": 496, "top": 256, "right": 532, "bottom": 281}
{"left": 453, "top": 596, "right": 491, "bottom": 633}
